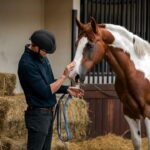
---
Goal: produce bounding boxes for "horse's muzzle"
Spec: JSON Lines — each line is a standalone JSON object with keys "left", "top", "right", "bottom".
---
{"left": 75, "top": 74, "right": 80, "bottom": 83}
{"left": 75, "top": 74, "right": 85, "bottom": 83}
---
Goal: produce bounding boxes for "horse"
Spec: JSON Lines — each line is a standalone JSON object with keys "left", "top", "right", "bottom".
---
{"left": 69, "top": 17, "right": 150, "bottom": 150}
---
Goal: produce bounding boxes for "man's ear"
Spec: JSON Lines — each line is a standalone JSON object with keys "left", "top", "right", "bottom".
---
{"left": 90, "top": 17, "right": 98, "bottom": 34}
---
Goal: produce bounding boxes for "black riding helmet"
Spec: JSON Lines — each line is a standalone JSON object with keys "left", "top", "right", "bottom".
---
{"left": 30, "top": 29, "right": 56, "bottom": 54}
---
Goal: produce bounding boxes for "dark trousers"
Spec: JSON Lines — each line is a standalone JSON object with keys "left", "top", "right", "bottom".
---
{"left": 25, "top": 109, "right": 54, "bottom": 150}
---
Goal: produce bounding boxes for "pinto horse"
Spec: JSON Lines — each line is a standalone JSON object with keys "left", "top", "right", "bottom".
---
{"left": 69, "top": 18, "right": 150, "bottom": 150}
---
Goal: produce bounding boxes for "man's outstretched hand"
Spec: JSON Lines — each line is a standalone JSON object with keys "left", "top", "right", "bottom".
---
{"left": 67, "top": 87, "right": 84, "bottom": 98}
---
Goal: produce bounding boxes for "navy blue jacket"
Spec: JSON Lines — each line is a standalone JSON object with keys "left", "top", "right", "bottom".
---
{"left": 18, "top": 45, "right": 68, "bottom": 108}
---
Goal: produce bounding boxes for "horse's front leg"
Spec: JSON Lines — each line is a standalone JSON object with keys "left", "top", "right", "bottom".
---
{"left": 145, "top": 117, "right": 150, "bottom": 150}
{"left": 124, "top": 115, "right": 141, "bottom": 150}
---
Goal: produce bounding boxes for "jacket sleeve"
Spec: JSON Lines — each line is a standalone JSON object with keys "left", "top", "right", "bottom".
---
{"left": 23, "top": 63, "right": 53, "bottom": 99}
{"left": 56, "top": 85, "right": 69, "bottom": 94}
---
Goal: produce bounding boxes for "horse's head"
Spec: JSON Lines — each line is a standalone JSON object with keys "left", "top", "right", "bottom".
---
{"left": 69, "top": 17, "right": 114, "bottom": 83}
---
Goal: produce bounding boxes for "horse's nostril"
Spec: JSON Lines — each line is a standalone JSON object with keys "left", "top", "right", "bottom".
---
{"left": 75, "top": 74, "right": 80, "bottom": 83}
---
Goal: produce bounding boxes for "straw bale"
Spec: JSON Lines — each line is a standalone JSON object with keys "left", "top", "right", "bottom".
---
{"left": 0, "top": 94, "right": 27, "bottom": 138}
{"left": 0, "top": 136, "right": 26, "bottom": 150}
{"left": 0, "top": 73, "right": 16, "bottom": 96}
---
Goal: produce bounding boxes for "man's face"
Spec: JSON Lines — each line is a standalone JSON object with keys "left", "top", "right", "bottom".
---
{"left": 39, "top": 50, "right": 47, "bottom": 57}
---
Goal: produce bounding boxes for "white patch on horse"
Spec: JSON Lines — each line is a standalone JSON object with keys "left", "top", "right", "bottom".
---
{"left": 106, "top": 24, "right": 150, "bottom": 81}
{"left": 124, "top": 115, "right": 141, "bottom": 150}
{"left": 145, "top": 117, "right": 150, "bottom": 149}
{"left": 69, "top": 37, "right": 88, "bottom": 78}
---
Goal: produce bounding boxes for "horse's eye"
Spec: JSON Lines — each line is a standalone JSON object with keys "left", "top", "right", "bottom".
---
{"left": 86, "top": 41, "right": 95, "bottom": 49}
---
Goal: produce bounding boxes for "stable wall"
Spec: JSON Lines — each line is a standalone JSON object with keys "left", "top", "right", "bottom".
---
{"left": 45, "top": 0, "right": 73, "bottom": 82}
{"left": 0, "top": 0, "right": 80, "bottom": 93}
{"left": 0, "top": 0, "right": 44, "bottom": 93}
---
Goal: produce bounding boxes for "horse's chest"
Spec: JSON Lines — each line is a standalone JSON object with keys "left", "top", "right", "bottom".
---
{"left": 116, "top": 70, "right": 150, "bottom": 115}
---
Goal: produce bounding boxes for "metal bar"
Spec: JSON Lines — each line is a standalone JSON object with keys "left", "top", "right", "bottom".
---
{"left": 140, "top": 0, "right": 143, "bottom": 38}
{"left": 130, "top": 0, "right": 133, "bottom": 31}
{"left": 135, "top": 0, "right": 138, "bottom": 35}
{"left": 97, "top": 64, "right": 100, "bottom": 84}
{"left": 138, "top": 0, "right": 141, "bottom": 36}
{"left": 100, "top": 0, "right": 103, "bottom": 22}
{"left": 91, "top": 0, "right": 93, "bottom": 17}
{"left": 106, "top": 62, "right": 109, "bottom": 83}
{"left": 116, "top": 0, "right": 119, "bottom": 24}
{"left": 125, "top": 0, "right": 128, "bottom": 28}
{"left": 92, "top": 66, "right": 95, "bottom": 84}
{"left": 95, "top": 0, "right": 98, "bottom": 21}
{"left": 147, "top": 0, "right": 150, "bottom": 41}
{"left": 83, "top": 0, "right": 88, "bottom": 23}
{"left": 112, "top": 0, "right": 115, "bottom": 24}
{"left": 107, "top": 0, "right": 111, "bottom": 23}
{"left": 143, "top": 0, "right": 146, "bottom": 39}
{"left": 120, "top": 0, "right": 123, "bottom": 26}
{"left": 104, "top": 0, "right": 107, "bottom": 22}
{"left": 108, "top": 0, "right": 111, "bottom": 23}
{"left": 71, "top": 10, "right": 77, "bottom": 61}
{"left": 101, "top": 59, "right": 105, "bottom": 83}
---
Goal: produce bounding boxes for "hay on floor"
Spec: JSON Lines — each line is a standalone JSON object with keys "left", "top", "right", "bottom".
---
{"left": 52, "top": 134, "right": 148, "bottom": 150}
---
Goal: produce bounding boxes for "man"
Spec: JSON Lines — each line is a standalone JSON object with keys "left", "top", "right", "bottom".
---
{"left": 18, "top": 30, "right": 84, "bottom": 150}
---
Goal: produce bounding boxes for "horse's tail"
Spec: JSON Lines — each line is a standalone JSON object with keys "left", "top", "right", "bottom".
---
{"left": 134, "top": 35, "right": 150, "bottom": 57}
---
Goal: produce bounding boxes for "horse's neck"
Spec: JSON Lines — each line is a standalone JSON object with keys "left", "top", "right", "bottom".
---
{"left": 106, "top": 24, "right": 134, "bottom": 55}
{"left": 105, "top": 47, "right": 129, "bottom": 80}
{"left": 105, "top": 24, "right": 150, "bottom": 81}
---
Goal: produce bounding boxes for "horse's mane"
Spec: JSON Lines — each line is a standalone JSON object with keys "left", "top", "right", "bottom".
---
{"left": 105, "top": 24, "right": 150, "bottom": 57}
{"left": 134, "top": 35, "right": 150, "bottom": 57}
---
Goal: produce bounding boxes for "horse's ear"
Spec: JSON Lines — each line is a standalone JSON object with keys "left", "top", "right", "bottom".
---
{"left": 76, "top": 18, "right": 84, "bottom": 30}
{"left": 90, "top": 17, "right": 98, "bottom": 33}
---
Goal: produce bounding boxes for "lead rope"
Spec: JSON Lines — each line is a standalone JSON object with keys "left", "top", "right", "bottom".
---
{"left": 53, "top": 94, "right": 71, "bottom": 147}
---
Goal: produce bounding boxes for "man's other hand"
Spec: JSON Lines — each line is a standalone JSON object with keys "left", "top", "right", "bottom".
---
{"left": 67, "top": 87, "right": 84, "bottom": 98}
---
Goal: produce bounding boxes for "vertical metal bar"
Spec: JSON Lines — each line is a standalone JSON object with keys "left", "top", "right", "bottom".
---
{"left": 100, "top": 0, "right": 103, "bottom": 22}
{"left": 140, "top": 0, "right": 143, "bottom": 38}
{"left": 112, "top": 0, "right": 115, "bottom": 24}
{"left": 92, "top": 66, "right": 95, "bottom": 84}
{"left": 120, "top": 0, "right": 122, "bottom": 25}
{"left": 138, "top": 0, "right": 141, "bottom": 36}
{"left": 95, "top": 0, "right": 98, "bottom": 21}
{"left": 87, "top": 72, "right": 90, "bottom": 84}
{"left": 97, "top": 64, "right": 100, "bottom": 84}
{"left": 130, "top": 0, "right": 133, "bottom": 31}
{"left": 131, "top": 0, "right": 135, "bottom": 33}
{"left": 102, "top": 59, "right": 104, "bottom": 83}
{"left": 125, "top": 0, "right": 129, "bottom": 29}
{"left": 104, "top": 0, "right": 107, "bottom": 22}
{"left": 116, "top": 0, "right": 119, "bottom": 24}
{"left": 135, "top": 0, "right": 137, "bottom": 34}
{"left": 91, "top": 0, "right": 93, "bottom": 17}
{"left": 83, "top": 0, "right": 88, "bottom": 23}
{"left": 148, "top": 0, "right": 150, "bottom": 41}
{"left": 107, "top": 0, "right": 110, "bottom": 22}
{"left": 143, "top": 0, "right": 146, "bottom": 39}
{"left": 147, "top": 0, "right": 150, "bottom": 41}
{"left": 106, "top": 62, "right": 109, "bottom": 83}
{"left": 71, "top": 10, "right": 77, "bottom": 61}
{"left": 108, "top": 0, "right": 111, "bottom": 23}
